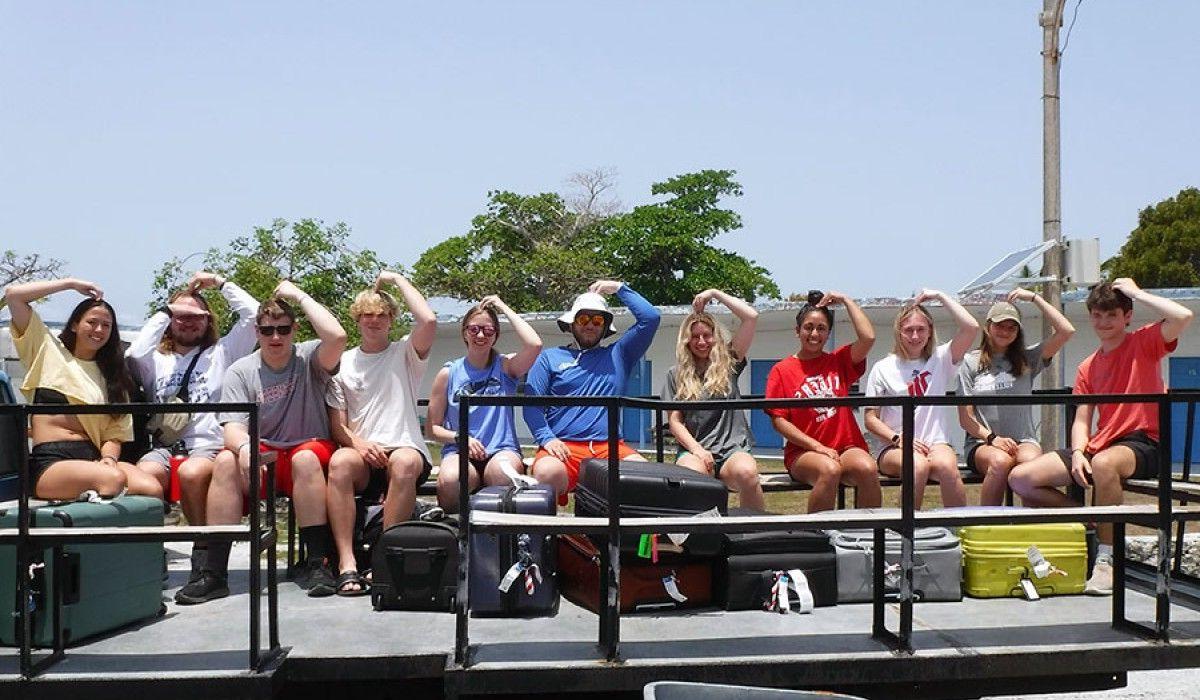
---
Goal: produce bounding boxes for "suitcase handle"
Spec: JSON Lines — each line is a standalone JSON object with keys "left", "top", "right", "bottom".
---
{"left": 62, "top": 551, "right": 81, "bottom": 605}
{"left": 386, "top": 546, "right": 447, "bottom": 603}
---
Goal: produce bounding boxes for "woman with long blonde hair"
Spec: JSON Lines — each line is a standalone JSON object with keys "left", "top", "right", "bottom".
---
{"left": 663, "top": 289, "right": 763, "bottom": 510}
{"left": 863, "top": 288, "right": 978, "bottom": 509}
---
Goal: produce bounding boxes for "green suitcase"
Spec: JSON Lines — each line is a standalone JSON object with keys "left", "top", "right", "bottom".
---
{"left": 0, "top": 495, "right": 165, "bottom": 646}
{"left": 960, "top": 523, "right": 1087, "bottom": 598}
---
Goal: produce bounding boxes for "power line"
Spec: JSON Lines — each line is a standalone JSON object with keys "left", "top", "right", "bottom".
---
{"left": 1059, "top": 0, "right": 1085, "bottom": 55}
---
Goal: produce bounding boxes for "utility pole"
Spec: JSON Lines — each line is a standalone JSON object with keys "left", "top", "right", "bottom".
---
{"left": 1039, "top": 0, "right": 1067, "bottom": 449}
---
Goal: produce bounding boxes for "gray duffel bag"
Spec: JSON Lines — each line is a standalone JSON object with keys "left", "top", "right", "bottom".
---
{"left": 830, "top": 526, "right": 962, "bottom": 603}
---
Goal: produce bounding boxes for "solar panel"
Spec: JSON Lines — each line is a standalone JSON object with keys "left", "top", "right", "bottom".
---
{"left": 958, "top": 240, "right": 1057, "bottom": 295}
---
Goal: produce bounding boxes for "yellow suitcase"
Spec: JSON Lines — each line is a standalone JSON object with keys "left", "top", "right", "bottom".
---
{"left": 960, "top": 523, "right": 1087, "bottom": 598}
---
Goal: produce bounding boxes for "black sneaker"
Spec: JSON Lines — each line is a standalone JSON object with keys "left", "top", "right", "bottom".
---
{"left": 174, "top": 572, "right": 229, "bottom": 605}
{"left": 305, "top": 558, "right": 336, "bottom": 598}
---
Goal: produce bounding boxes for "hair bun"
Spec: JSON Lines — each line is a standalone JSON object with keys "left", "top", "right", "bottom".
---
{"left": 806, "top": 290, "right": 823, "bottom": 305}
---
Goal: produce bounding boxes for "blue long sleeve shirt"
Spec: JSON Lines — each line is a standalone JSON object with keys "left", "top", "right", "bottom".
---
{"left": 522, "top": 285, "right": 661, "bottom": 445}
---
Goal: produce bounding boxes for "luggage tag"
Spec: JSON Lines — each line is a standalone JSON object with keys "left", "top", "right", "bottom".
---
{"left": 765, "top": 569, "right": 814, "bottom": 614}
{"left": 1026, "top": 545, "right": 1067, "bottom": 579}
{"left": 666, "top": 507, "right": 721, "bottom": 548}
{"left": 637, "top": 534, "right": 660, "bottom": 563}
{"left": 661, "top": 571, "right": 688, "bottom": 603}
{"left": 499, "top": 535, "right": 544, "bottom": 594}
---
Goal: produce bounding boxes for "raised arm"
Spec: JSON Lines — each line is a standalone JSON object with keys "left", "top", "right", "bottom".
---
{"left": 819, "top": 291, "right": 874, "bottom": 363}
{"left": 591, "top": 281, "right": 660, "bottom": 364}
{"left": 1112, "top": 278, "right": 1195, "bottom": 343}
{"left": 125, "top": 306, "right": 170, "bottom": 361}
{"left": 377, "top": 270, "right": 437, "bottom": 359}
{"left": 915, "top": 288, "right": 979, "bottom": 364}
{"left": 475, "top": 295, "right": 542, "bottom": 378}
{"left": 273, "top": 280, "right": 347, "bottom": 372}
{"left": 693, "top": 289, "right": 758, "bottom": 360}
{"left": 3, "top": 277, "right": 102, "bottom": 335}
{"left": 1005, "top": 288, "right": 1075, "bottom": 360}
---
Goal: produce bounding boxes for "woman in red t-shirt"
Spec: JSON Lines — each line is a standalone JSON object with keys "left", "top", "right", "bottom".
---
{"left": 765, "top": 291, "right": 881, "bottom": 512}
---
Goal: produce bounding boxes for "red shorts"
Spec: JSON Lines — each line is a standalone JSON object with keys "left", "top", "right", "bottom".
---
{"left": 258, "top": 439, "right": 336, "bottom": 497}
{"left": 535, "top": 439, "right": 639, "bottom": 502}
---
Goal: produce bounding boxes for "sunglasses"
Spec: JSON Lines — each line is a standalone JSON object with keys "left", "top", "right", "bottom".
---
{"left": 574, "top": 314, "right": 607, "bottom": 328}
{"left": 172, "top": 314, "right": 209, "bottom": 324}
{"left": 465, "top": 324, "right": 496, "bottom": 337}
{"left": 257, "top": 324, "right": 294, "bottom": 337}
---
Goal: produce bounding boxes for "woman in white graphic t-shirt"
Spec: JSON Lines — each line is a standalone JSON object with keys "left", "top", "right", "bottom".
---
{"left": 863, "top": 289, "right": 978, "bottom": 509}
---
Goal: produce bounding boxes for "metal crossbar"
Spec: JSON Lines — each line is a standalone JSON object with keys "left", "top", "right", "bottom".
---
{"left": 452, "top": 389, "right": 1200, "bottom": 665}
{"left": 0, "top": 401, "right": 282, "bottom": 678}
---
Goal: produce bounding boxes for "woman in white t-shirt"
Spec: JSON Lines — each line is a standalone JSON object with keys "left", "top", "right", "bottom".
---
{"left": 863, "top": 289, "right": 978, "bottom": 508}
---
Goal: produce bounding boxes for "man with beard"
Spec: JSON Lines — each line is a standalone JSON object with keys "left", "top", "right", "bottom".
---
{"left": 125, "top": 271, "right": 260, "bottom": 604}
{"left": 523, "top": 280, "right": 661, "bottom": 502}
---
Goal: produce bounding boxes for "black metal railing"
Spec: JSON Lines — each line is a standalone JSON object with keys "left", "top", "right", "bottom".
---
{"left": 453, "top": 389, "right": 1200, "bottom": 666}
{"left": 0, "top": 402, "right": 282, "bottom": 678}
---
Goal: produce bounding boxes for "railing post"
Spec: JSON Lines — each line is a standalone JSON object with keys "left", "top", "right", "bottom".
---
{"left": 17, "top": 405, "right": 32, "bottom": 678}
{"left": 264, "top": 407, "right": 280, "bottom": 657}
{"left": 899, "top": 399, "right": 915, "bottom": 652}
{"left": 248, "top": 404, "right": 261, "bottom": 671}
{"left": 454, "top": 396, "right": 471, "bottom": 666}
{"left": 1175, "top": 400, "right": 1196, "bottom": 575}
{"left": 1156, "top": 396, "right": 1172, "bottom": 641}
{"left": 601, "top": 398, "right": 622, "bottom": 662}
{"left": 654, "top": 408, "right": 664, "bottom": 463}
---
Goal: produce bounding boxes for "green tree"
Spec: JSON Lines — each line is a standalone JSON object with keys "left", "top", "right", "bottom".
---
{"left": 412, "top": 178, "right": 613, "bottom": 312}
{"left": 414, "top": 169, "right": 779, "bottom": 311}
{"left": 148, "top": 218, "right": 397, "bottom": 344}
{"left": 1103, "top": 187, "right": 1200, "bottom": 287}
{"left": 601, "top": 169, "right": 778, "bottom": 304}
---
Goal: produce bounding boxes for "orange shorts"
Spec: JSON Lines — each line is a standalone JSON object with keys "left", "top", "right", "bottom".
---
{"left": 258, "top": 439, "right": 336, "bottom": 497}
{"left": 535, "top": 439, "right": 638, "bottom": 497}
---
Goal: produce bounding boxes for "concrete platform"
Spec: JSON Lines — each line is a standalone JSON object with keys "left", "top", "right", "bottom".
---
{"left": 3, "top": 541, "right": 1200, "bottom": 699}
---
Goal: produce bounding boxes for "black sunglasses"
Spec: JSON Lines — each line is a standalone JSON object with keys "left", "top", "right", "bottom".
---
{"left": 257, "top": 324, "right": 294, "bottom": 337}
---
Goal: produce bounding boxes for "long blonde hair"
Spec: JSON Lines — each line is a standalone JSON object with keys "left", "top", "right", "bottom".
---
{"left": 673, "top": 312, "right": 736, "bottom": 400}
{"left": 891, "top": 303, "right": 937, "bottom": 360}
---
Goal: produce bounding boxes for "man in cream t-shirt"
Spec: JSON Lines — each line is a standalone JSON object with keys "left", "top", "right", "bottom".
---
{"left": 323, "top": 271, "right": 436, "bottom": 596}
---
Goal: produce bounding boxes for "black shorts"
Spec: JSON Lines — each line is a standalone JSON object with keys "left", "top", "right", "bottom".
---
{"left": 360, "top": 448, "right": 433, "bottom": 502}
{"left": 30, "top": 440, "right": 101, "bottom": 482}
{"left": 1054, "top": 430, "right": 1160, "bottom": 481}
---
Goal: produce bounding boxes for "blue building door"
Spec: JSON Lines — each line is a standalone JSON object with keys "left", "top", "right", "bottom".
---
{"left": 622, "top": 359, "right": 652, "bottom": 447}
{"left": 1170, "top": 357, "right": 1200, "bottom": 466}
{"left": 750, "top": 359, "right": 782, "bottom": 451}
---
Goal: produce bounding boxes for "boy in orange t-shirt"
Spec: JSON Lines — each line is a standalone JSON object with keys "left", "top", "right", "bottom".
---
{"left": 1010, "top": 279, "right": 1193, "bottom": 596}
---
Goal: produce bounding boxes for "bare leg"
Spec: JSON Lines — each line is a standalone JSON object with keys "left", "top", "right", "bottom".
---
{"left": 206, "top": 449, "right": 246, "bottom": 526}
{"left": 35, "top": 459, "right": 127, "bottom": 500}
{"left": 1009, "top": 452, "right": 1076, "bottom": 508}
{"left": 176, "top": 456, "right": 215, "bottom": 524}
{"left": 481, "top": 450, "right": 527, "bottom": 487}
{"left": 437, "top": 454, "right": 481, "bottom": 513}
{"left": 719, "top": 451, "right": 765, "bottom": 512}
{"left": 135, "top": 460, "right": 170, "bottom": 498}
{"left": 840, "top": 448, "right": 881, "bottom": 508}
{"left": 326, "top": 447, "right": 369, "bottom": 577}
{"left": 289, "top": 449, "right": 328, "bottom": 528}
{"left": 676, "top": 452, "right": 714, "bottom": 477}
{"left": 973, "top": 445, "right": 1016, "bottom": 507}
{"left": 1089, "top": 446, "right": 1138, "bottom": 546}
{"left": 382, "top": 448, "right": 426, "bottom": 528}
{"left": 530, "top": 456, "right": 570, "bottom": 498}
{"left": 928, "top": 445, "right": 966, "bottom": 507}
{"left": 787, "top": 452, "right": 844, "bottom": 513}
{"left": 879, "top": 448, "right": 932, "bottom": 509}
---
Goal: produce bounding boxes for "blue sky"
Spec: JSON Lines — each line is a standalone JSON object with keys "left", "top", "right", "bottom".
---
{"left": 2, "top": 2, "right": 1197, "bottom": 324}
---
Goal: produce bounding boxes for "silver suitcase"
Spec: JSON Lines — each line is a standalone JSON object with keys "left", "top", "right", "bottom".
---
{"left": 830, "top": 525, "right": 962, "bottom": 602}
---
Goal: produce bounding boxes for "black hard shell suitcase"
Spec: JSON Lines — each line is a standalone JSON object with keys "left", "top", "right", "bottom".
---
{"left": 719, "top": 508, "right": 837, "bottom": 610}
{"left": 469, "top": 484, "right": 559, "bottom": 617}
{"left": 0, "top": 496, "right": 165, "bottom": 646}
{"left": 371, "top": 516, "right": 459, "bottom": 611}
{"left": 574, "top": 459, "right": 728, "bottom": 557}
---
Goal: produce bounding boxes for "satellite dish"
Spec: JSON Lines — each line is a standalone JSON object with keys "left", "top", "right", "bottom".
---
{"left": 958, "top": 240, "right": 1059, "bottom": 296}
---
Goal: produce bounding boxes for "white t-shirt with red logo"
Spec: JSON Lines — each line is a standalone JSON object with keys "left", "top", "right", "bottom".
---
{"left": 864, "top": 341, "right": 958, "bottom": 448}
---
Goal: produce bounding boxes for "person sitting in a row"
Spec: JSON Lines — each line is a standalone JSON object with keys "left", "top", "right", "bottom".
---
{"left": 957, "top": 288, "right": 1074, "bottom": 506}
{"left": 125, "top": 270, "right": 262, "bottom": 601}
{"left": 4, "top": 277, "right": 160, "bottom": 500}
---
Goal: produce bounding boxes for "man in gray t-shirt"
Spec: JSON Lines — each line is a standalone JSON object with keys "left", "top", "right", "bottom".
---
{"left": 176, "top": 280, "right": 347, "bottom": 606}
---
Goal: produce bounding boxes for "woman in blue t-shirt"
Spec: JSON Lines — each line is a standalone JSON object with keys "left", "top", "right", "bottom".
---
{"left": 427, "top": 295, "right": 543, "bottom": 511}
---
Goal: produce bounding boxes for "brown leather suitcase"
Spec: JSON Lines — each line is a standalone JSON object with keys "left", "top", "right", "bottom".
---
{"left": 557, "top": 534, "right": 713, "bottom": 614}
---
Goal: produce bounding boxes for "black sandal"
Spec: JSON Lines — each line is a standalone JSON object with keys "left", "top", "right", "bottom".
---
{"left": 335, "top": 570, "right": 370, "bottom": 597}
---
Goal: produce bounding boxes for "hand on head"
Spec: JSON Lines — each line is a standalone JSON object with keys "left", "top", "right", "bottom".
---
{"left": 187, "top": 271, "right": 224, "bottom": 293}
{"left": 1006, "top": 287, "right": 1035, "bottom": 304}
{"left": 71, "top": 279, "right": 103, "bottom": 300}
{"left": 588, "top": 280, "right": 622, "bottom": 296}
{"left": 913, "top": 289, "right": 941, "bottom": 306}
{"left": 692, "top": 289, "right": 717, "bottom": 313}
{"left": 816, "top": 291, "right": 846, "bottom": 308}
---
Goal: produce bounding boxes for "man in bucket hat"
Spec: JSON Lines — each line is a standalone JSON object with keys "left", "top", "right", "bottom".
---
{"left": 523, "top": 280, "right": 661, "bottom": 502}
